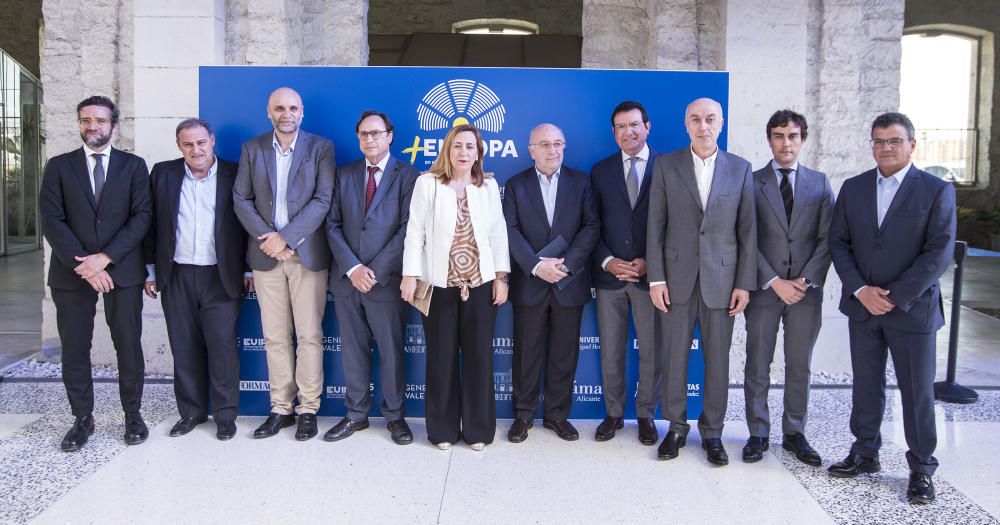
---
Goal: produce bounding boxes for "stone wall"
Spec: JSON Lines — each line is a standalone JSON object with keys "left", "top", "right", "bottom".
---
{"left": 0, "top": 0, "right": 43, "bottom": 77}
{"left": 369, "top": 0, "right": 582, "bottom": 36}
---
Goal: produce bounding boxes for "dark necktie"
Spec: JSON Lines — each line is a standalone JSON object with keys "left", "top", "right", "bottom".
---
{"left": 626, "top": 157, "right": 639, "bottom": 208}
{"left": 365, "top": 165, "right": 378, "bottom": 213}
{"left": 92, "top": 153, "right": 106, "bottom": 204}
{"left": 778, "top": 167, "right": 793, "bottom": 223}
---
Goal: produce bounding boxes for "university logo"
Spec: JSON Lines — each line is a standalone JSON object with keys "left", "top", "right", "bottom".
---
{"left": 239, "top": 380, "right": 270, "bottom": 391}
{"left": 403, "top": 79, "right": 519, "bottom": 166}
{"left": 494, "top": 367, "right": 513, "bottom": 400}
{"left": 405, "top": 324, "right": 426, "bottom": 353}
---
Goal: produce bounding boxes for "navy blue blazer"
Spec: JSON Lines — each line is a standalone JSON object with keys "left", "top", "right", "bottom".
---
{"left": 326, "top": 155, "right": 419, "bottom": 301}
{"left": 589, "top": 147, "right": 657, "bottom": 290}
{"left": 828, "top": 165, "right": 956, "bottom": 333}
{"left": 503, "top": 165, "right": 601, "bottom": 307}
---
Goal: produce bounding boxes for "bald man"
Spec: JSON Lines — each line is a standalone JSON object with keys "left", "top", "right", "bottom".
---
{"left": 503, "top": 123, "right": 600, "bottom": 443}
{"left": 233, "top": 87, "right": 335, "bottom": 441}
{"left": 646, "top": 98, "right": 756, "bottom": 465}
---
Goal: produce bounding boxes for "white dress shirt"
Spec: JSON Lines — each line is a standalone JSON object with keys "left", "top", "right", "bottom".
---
{"left": 853, "top": 162, "right": 912, "bottom": 297}
{"left": 532, "top": 168, "right": 560, "bottom": 276}
{"left": 146, "top": 160, "right": 220, "bottom": 282}
{"left": 692, "top": 147, "right": 719, "bottom": 209}
{"left": 83, "top": 144, "right": 112, "bottom": 193}
{"left": 272, "top": 132, "right": 299, "bottom": 231}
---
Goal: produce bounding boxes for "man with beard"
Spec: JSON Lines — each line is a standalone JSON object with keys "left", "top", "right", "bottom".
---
{"left": 234, "top": 87, "right": 335, "bottom": 441}
{"left": 40, "top": 95, "right": 153, "bottom": 451}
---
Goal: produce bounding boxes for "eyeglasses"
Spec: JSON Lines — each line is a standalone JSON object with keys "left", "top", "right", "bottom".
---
{"left": 358, "top": 130, "right": 388, "bottom": 140}
{"left": 529, "top": 141, "right": 565, "bottom": 150}
{"left": 613, "top": 121, "right": 646, "bottom": 133}
{"left": 869, "top": 138, "right": 907, "bottom": 149}
{"left": 78, "top": 118, "right": 111, "bottom": 127}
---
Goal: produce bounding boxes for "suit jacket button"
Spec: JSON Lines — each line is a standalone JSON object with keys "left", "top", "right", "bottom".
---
{"left": 787, "top": 238, "right": 793, "bottom": 243}
{"left": 782, "top": 260, "right": 788, "bottom": 265}
{"left": 700, "top": 231, "right": 705, "bottom": 235}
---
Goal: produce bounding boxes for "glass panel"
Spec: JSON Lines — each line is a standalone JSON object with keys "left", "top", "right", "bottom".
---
{"left": 900, "top": 33, "right": 978, "bottom": 184}
{"left": 0, "top": 50, "right": 42, "bottom": 255}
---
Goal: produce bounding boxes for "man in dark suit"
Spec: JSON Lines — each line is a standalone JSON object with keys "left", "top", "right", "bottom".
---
{"left": 233, "top": 87, "right": 335, "bottom": 441}
{"left": 742, "top": 110, "right": 834, "bottom": 465}
{"left": 647, "top": 98, "right": 756, "bottom": 466}
{"left": 39, "top": 95, "right": 152, "bottom": 451}
{"left": 503, "top": 123, "right": 600, "bottom": 443}
{"left": 828, "top": 112, "right": 956, "bottom": 504}
{"left": 324, "top": 111, "right": 418, "bottom": 445}
{"left": 143, "top": 118, "right": 250, "bottom": 441}
{"left": 590, "top": 101, "right": 660, "bottom": 445}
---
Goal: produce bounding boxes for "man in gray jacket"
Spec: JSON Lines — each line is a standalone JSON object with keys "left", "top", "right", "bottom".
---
{"left": 742, "top": 110, "right": 833, "bottom": 465}
{"left": 646, "top": 97, "right": 756, "bottom": 466}
{"left": 233, "top": 87, "right": 335, "bottom": 441}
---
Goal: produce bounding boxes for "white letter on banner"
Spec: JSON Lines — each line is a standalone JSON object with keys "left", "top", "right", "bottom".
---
{"left": 501, "top": 140, "right": 518, "bottom": 158}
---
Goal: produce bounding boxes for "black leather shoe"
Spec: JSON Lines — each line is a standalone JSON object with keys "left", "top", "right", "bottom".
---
{"left": 783, "top": 432, "right": 822, "bottom": 466}
{"left": 61, "top": 415, "right": 95, "bottom": 452}
{"left": 742, "top": 436, "right": 769, "bottom": 463}
{"left": 124, "top": 413, "right": 149, "bottom": 446}
{"left": 169, "top": 416, "right": 208, "bottom": 437}
{"left": 594, "top": 416, "right": 623, "bottom": 442}
{"left": 543, "top": 419, "right": 579, "bottom": 441}
{"left": 828, "top": 453, "right": 881, "bottom": 478}
{"left": 216, "top": 420, "right": 237, "bottom": 441}
{"left": 657, "top": 430, "right": 686, "bottom": 460}
{"left": 253, "top": 412, "right": 295, "bottom": 439}
{"left": 508, "top": 418, "right": 533, "bottom": 443}
{"left": 323, "top": 417, "right": 369, "bottom": 442}
{"left": 387, "top": 419, "right": 413, "bottom": 445}
{"left": 907, "top": 472, "right": 935, "bottom": 504}
{"left": 295, "top": 413, "right": 318, "bottom": 441}
{"left": 637, "top": 418, "right": 658, "bottom": 446}
{"left": 702, "top": 438, "right": 729, "bottom": 466}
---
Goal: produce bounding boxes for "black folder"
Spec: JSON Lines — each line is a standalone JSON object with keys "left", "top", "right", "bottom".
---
{"left": 535, "top": 235, "right": 573, "bottom": 289}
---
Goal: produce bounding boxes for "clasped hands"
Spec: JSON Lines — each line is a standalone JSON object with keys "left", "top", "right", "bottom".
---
{"left": 649, "top": 283, "right": 749, "bottom": 317}
{"left": 74, "top": 252, "right": 114, "bottom": 293}
{"left": 258, "top": 231, "right": 293, "bottom": 260}
{"left": 605, "top": 257, "right": 647, "bottom": 283}
{"left": 536, "top": 257, "right": 568, "bottom": 284}
{"left": 857, "top": 285, "right": 894, "bottom": 316}
{"left": 771, "top": 277, "right": 809, "bottom": 305}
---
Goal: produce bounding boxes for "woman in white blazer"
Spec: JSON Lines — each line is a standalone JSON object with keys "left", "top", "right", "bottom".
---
{"left": 402, "top": 124, "right": 510, "bottom": 450}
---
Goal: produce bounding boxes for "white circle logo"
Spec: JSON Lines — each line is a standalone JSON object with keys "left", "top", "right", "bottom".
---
{"left": 417, "top": 79, "right": 506, "bottom": 133}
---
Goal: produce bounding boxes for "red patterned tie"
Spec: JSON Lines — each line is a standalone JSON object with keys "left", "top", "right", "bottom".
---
{"left": 365, "top": 165, "right": 378, "bottom": 213}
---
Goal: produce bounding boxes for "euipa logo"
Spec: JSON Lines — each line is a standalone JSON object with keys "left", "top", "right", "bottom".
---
{"left": 403, "top": 79, "right": 519, "bottom": 166}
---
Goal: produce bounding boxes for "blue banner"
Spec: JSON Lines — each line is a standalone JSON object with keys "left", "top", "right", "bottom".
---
{"left": 201, "top": 66, "right": 726, "bottom": 419}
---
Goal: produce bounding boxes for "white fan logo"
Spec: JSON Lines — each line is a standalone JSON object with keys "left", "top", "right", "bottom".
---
{"left": 417, "top": 79, "right": 506, "bottom": 133}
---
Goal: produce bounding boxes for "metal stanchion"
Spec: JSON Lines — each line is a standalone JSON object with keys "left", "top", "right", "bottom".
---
{"left": 934, "top": 240, "right": 979, "bottom": 404}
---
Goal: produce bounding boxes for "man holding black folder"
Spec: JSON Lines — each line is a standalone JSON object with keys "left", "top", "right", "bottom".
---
{"left": 503, "top": 123, "right": 601, "bottom": 443}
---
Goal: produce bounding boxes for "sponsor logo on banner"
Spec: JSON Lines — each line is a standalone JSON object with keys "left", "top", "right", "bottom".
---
{"left": 578, "top": 336, "right": 600, "bottom": 351}
{"left": 690, "top": 339, "right": 700, "bottom": 350}
{"left": 404, "top": 383, "right": 426, "bottom": 400}
{"left": 325, "top": 385, "right": 347, "bottom": 399}
{"left": 240, "top": 380, "right": 270, "bottom": 391}
{"left": 687, "top": 383, "right": 701, "bottom": 397}
{"left": 402, "top": 79, "right": 519, "bottom": 167}
{"left": 573, "top": 381, "right": 603, "bottom": 402}
{"left": 241, "top": 337, "right": 266, "bottom": 352}
{"left": 405, "top": 324, "right": 426, "bottom": 353}
{"left": 494, "top": 368, "right": 513, "bottom": 401}
{"left": 323, "top": 335, "right": 341, "bottom": 352}
{"left": 493, "top": 336, "right": 513, "bottom": 355}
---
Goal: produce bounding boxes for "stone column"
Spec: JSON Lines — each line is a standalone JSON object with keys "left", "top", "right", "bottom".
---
{"left": 580, "top": 0, "right": 652, "bottom": 69}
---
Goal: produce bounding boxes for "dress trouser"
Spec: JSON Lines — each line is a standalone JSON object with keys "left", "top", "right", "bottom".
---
{"left": 595, "top": 283, "right": 660, "bottom": 418}
{"left": 660, "top": 278, "right": 734, "bottom": 440}
{"left": 512, "top": 288, "right": 584, "bottom": 421}
{"left": 423, "top": 283, "right": 497, "bottom": 445}
{"left": 51, "top": 284, "right": 145, "bottom": 417}
{"left": 848, "top": 316, "right": 939, "bottom": 475}
{"left": 252, "top": 255, "right": 328, "bottom": 415}
{"left": 161, "top": 264, "right": 241, "bottom": 423}
{"left": 333, "top": 290, "right": 407, "bottom": 422}
{"left": 743, "top": 300, "right": 822, "bottom": 437}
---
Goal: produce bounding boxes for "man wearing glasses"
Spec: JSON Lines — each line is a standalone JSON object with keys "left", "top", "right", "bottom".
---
{"left": 40, "top": 95, "right": 152, "bottom": 451}
{"left": 504, "top": 123, "right": 601, "bottom": 443}
{"left": 589, "top": 101, "right": 661, "bottom": 445}
{"left": 828, "top": 112, "right": 956, "bottom": 504}
{"left": 324, "top": 110, "right": 418, "bottom": 445}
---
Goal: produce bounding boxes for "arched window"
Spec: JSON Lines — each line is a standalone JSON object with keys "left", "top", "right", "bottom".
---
{"left": 901, "top": 25, "right": 994, "bottom": 186}
{"left": 452, "top": 19, "right": 539, "bottom": 35}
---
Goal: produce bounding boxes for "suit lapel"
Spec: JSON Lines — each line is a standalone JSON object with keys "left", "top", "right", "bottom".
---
{"left": 286, "top": 131, "right": 308, "bottom": 191}
{"left": 523, "top": 170, "right": 551, "bottom": 234}
{"left": 675, "top": 151, "right": 703, "bottom": 212}
{"left": 611, "top": 154, "right": 631, "bottom": 208}
{"left": 859, "top": 170, "right": 879, "bottom": 236}
{"left": 98, "top": 148, "right": 125, "bottom": 214}
{"left": 634, "top": 148, "right": 656, "bottom": 210}
{"left": 759, "top": 166, "right": 790, "bottom": 231}
{"left": 878, "top": 165, "right": 921, "bottom": 234}
{"left": 704, "top": 151, "right": 731, "bottom": 212}
{"left": 263, "top": 134, "right": 278, "bottom": 201}
{"left": 788, "top": 167, "right": 810, "bottom": 231}
{"left": 168, "top": 161, "right": 184, "bottom": 239}
{"left": 353, "top": 161, "right": 367, "bottom": 213}
{"left": 72, "top": 148, "right": 97, "bottom": 211}
{"left": 366, "top": 156, "right": 397, "bottom": 216}
{"left": 215, "top": 161, "right": 235, "bottom": 238}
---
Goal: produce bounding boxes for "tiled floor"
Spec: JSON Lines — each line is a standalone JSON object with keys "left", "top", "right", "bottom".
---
{"left": 1, "top": 381, "right": 997, "bottom": 524}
